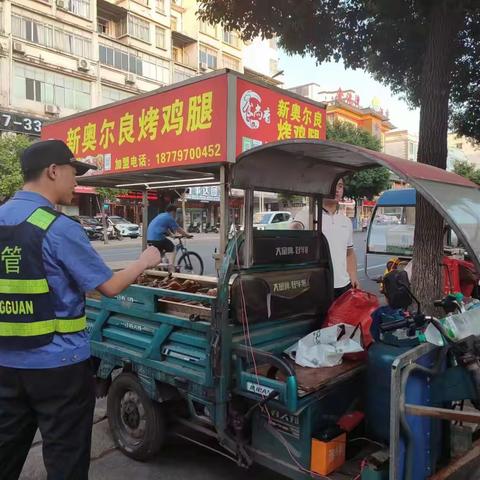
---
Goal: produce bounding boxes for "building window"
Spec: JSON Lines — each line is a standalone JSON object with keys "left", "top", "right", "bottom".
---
{"left": 12, "top": 14, "right": 92, "bottom": 58}
{"left": 268, "top": 37, "right": 277, "bottom": 49}
{"left": 99, "top": 42, "right": 169, "bottom": 83}
{"left": 155, "top": 26, "right": 166, "bottom": 49}
{"left": 456, "top": 143, "right": 463, "bottom": 149}
{"left": 155, "top": 0, "right": 164, "bottom": 12}
{"left": 12, "top": 15, "right": 53, "bottom": 47}
{"left": 118, "top": 14, "right": 150, "bottom": 42}
{"left": 101, "top": 85, "right": 133, "bottom": 105}
{"left": 222, "top": 54, "right": 239, "bottom": 71}
{"left": 170, "top": 16, "right": 178, "bottom": 31}
{"left": 97, "top": 18, "right": 108, "bottom": 35}
{"left": 14, "top": 63, "right": 91, "bottom": 110}
{"left": 173, "top": 66, "right": 195, "bottom": 83}
{"left": 223, "top": 29, "right": 239, "bottom": 48}
{"left": 62, "top": 0, "right": 91, "bottom": 19}
{"left": 409, "top": 142, "right": 414, "bottom": 155}
{"left": 199, "top": 20, "right": 216, "bottom": 38}
{"left": 172, "top": 46, "right": 183, "bottom": 63}
{"left": 199, "top": 46, "right": 217, "bottom": 69}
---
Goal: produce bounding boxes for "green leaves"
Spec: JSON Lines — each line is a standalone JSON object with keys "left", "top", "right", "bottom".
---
{"left": 326, "top": 120, "right": 391, "bottom": 199}
{"left": 453, "top": 159, "right": 480, "bottom": 185}
{"left": 96, "top": 187, "right": 129, "bottom": 201}
{"left": 0, "top": 135, "right": 32, "bottom": 200}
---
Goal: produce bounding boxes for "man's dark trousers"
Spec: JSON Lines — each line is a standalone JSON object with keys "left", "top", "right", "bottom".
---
{"left": 0, "top": 359, "right": 95, "bottom": 480}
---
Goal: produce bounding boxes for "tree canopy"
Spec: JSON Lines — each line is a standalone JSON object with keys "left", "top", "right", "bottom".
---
{"left": 0, "top": 134, "right": 32, "bottom": 200}
{"left": 326, "top": 121, "right": 391, "bottom": 201}
{"left": 198, "top": 0, "right": 480, "bottom": 310}
{"left": 198, "top": 1, "right": 480, "bottom": 141}
{"left": 452, "top": 159, "right": 480, "bottom": 184}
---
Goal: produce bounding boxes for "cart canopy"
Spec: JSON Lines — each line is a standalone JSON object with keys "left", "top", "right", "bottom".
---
{"left": 232, "top": 140, "right": 480, "bottom": 271}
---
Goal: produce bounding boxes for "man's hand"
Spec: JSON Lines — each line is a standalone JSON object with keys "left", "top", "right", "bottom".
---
{"left": 350, "top": 277, "right": 360, "bottom": 289}
{"left": 139, "top": 246, "right": 161, "bottom": 269}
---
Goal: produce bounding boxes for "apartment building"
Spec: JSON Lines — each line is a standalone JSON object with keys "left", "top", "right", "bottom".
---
{"left": 0, "top": 0, "right": 276, "bottom": 137}
{"left": 384, "top": 129, "right": 419, "bottom": 161}
{"left": 289, "top": 83, "right": 395, "bottom": 146}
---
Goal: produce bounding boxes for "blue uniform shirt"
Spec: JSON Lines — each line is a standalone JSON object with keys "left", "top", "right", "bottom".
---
{"left": 0, "top": 191, "right": 113, "bottom": 369}
{"left": 147, "top": 212, "right": 178, "bottom": 241}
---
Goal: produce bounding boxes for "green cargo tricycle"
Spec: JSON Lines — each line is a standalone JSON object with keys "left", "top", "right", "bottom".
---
{"left": 75, "top": 137, "right": 480, "bottom": 480}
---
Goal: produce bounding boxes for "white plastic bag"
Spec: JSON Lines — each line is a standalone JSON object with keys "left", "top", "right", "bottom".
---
{"left": 285, "top": 324, "right": 364, "bottom": 368}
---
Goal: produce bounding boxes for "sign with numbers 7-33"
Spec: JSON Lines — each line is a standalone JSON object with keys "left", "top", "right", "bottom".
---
{"left": 0, "top": 112, "right": 43, "bottom": 136}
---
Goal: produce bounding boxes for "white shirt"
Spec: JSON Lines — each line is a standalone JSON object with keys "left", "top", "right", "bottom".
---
{"left": 322, "top": 210, "right": 354, "bottom": 288}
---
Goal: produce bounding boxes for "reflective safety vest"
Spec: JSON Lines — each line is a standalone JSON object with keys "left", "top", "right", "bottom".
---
{"left": 0, "top": 207, "right": 86, "bottom": 349}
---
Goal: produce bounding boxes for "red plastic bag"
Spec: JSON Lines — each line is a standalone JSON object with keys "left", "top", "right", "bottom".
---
{"left": 325, "top": 289, "right": 379, "bottom": 360}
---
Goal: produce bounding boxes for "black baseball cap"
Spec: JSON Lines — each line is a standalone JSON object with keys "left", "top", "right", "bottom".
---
{"left": 20, "top": 139, "right": 98, "bottom": 176}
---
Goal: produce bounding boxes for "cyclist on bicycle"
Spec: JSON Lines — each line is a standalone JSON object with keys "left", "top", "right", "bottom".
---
{"left": 147, "top": 204, "right": 192, "bottom": 270}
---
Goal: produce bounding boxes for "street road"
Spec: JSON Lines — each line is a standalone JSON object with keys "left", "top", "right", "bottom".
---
{"left": 94, "top": 231, "right": 387, "bottom": 292}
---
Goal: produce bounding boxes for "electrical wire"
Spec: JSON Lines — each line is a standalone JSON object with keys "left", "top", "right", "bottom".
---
{"left": 230, "top": 201, "right": 376, "bottom": 479}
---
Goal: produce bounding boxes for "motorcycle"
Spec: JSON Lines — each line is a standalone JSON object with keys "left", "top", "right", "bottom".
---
{"left": 107, "top": 225, "right": 123, "bottom": 241}
{"left": 204, "top": 223, "right": 219, "bottom": 233}
{"left": 187, "top": 223, "right": 200, "bottom": 234}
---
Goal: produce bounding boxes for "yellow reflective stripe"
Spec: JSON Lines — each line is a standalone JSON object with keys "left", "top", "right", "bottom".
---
{"left": 26, "top": 209, "right": 57, "bottom": 230}
{"left": 0, "top": 316, "right": 86, "bottom": 336}
{"left": 55, "top": 316, "right": 87, "bottom": 334}
{"left": 0, "top": 319, "right": 54, "bottom": 336}
{"left": 0, "top": 279, "right": 49, "bottom": 294}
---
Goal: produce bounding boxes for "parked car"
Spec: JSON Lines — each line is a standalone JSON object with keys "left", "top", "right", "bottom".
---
{"left": 95, "top": 215, "right": 140, "bottom": 238}
{"left": 253, "top": 211, "right": 294, "bottom": 230}
{"left": 74, "top": 215, "right": 103, "bottom": 240}
{"left": 108, "top": 216, "right": 140, "bottom": 238}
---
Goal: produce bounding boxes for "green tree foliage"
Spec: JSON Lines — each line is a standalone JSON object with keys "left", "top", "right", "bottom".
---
{"left": 198, "top": 0, "right": 480, "bottom": 309}
{"left": 0, "top": 135, "right": 32, "bottom": 200}
{"left": 96, "top": 187, "right": 129, "bottom": 202}
{"left": 453, "top": 159, "right": 480, "bottom": 184}
{"left": 326, "top": 121, "right": 391, "bottom": 201}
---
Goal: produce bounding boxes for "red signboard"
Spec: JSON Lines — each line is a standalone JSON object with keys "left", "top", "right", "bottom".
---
{"left": 236, "top": 78, "right": 326, "bottom": 155}
{"left": 74, "top": 186, "right": 96, "bottom": 194}
{"left": 42, "top": 75, "right": 228, "bottom": 176}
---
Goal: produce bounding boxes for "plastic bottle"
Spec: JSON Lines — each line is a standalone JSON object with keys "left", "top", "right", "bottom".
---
{"left": 466, "top": 298, "right": 480, "bottom": 311}
{"left": 418, "top": 323, "right": 445, "bottom": 346}
{"left": 442, "top": 309, "right": 480, "bottom": 340}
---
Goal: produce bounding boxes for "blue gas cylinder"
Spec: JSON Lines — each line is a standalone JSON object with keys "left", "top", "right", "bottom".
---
{"left": 366, "top": 340, "right": 442, "bottom": 480}
{"left": 366, "top": 341, "right": 411, "bottom": 443}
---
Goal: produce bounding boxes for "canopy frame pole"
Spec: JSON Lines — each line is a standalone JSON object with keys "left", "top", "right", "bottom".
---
{"left": 142, "top": 190, "right": 149, "bottom": 251}
{"left": 243, "top": 189, "right": 254, "bottom": 268}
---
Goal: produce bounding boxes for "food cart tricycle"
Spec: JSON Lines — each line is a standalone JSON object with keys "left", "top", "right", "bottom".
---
{"left": 43, "top": 71, "right": 480, "bottom": 480}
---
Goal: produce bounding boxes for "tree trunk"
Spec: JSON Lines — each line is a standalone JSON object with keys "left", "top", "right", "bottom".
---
{"left": 411, "top": 2, "right": 463, "bottom": 314}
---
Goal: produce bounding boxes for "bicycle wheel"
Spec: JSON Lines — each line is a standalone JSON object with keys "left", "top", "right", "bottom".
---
{"left": 176, "top": 251, "right": 204, "bottom": 275}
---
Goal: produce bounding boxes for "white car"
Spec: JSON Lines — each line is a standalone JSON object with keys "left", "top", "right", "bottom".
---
{"left": 107, "top": 216, "right": 140, "bottom": 238}
{"left": 253, "top": 211, "right": 300, "bottom": 230}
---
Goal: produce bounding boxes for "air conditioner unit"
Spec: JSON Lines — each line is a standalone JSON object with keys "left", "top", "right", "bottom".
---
{"left": 199, "top": 61, "right": 207, "bottom": 71}
{"left": 56, "top": 0, "right": 65, "bottom": 9}
{"left": 77, "top": 58, "right": 90, "bottom": 72}
{"left": 44, "top": 104, "right": 58, "bottom": 115}
{"left": 125, "top": 73, "right": 136, "bottom": 85}
{"left": 13, "top": 41, "right": 25, "bottom": 54}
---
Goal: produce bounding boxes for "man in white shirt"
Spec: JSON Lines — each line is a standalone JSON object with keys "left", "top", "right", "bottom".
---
{"left": 322, "top": 178, "right": 359, "bottom": 298}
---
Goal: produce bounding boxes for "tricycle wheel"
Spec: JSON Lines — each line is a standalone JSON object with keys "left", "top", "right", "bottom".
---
{"left": 107, "top": 372, "right": 165, "bottom": 461}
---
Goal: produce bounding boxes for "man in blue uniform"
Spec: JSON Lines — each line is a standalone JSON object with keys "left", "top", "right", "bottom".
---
{"left": 0, "top": 140, "right": 160, "bottom": 480}
{"left": 147, "top": 204, "right": 192, "bottom": 267}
